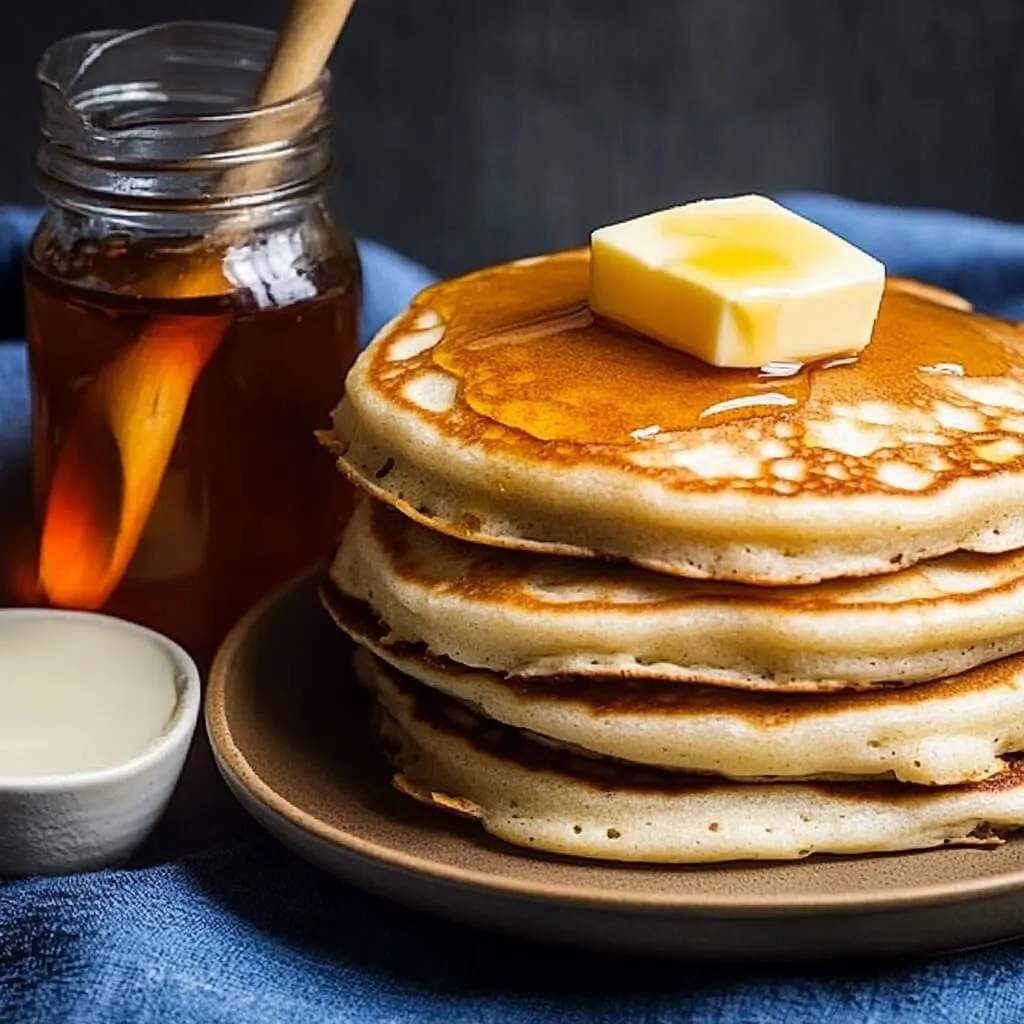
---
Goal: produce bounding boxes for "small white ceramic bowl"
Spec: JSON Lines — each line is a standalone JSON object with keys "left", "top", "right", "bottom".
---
{"left": 0, "top": 609, "right": 200, "bottom": 877}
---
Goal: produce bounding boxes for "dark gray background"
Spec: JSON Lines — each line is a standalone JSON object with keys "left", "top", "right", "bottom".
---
{"left": 3, "top": 1, "right": 1021, "bottom": 275}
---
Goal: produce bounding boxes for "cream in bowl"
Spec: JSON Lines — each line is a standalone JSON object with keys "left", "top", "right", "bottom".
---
{"left": 0, "top": 609, "right": 200, "bottom": 877}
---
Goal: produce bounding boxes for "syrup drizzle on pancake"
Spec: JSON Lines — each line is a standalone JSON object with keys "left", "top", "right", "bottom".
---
{"left": 426, "top": 253, "right": 1014, "bottom": 445}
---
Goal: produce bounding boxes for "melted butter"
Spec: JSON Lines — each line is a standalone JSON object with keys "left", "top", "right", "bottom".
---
{"left": 665, "top": 241, "right": 797, "bottom": 282}
{"left": 424, "top": 252, "right": 1016, "bottom": 447}
{"left": 656, "top": 210, "right": 833, "bottom": 268}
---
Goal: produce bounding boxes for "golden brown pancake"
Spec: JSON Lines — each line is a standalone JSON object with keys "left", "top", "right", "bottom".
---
{"left": 357, "top": 649, "right": 1024, "bottom": 864}
{"left": 326, "top": 584, "right": 1024, "bottom": 786}
{"left": 327, "top": 253, "right": 1024, "bottom": 584}
{"left": 329, "top": 499, "right": 1024, "bottom": 690}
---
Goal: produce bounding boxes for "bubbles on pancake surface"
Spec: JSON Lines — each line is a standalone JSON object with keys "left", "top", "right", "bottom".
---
{"left": 375, "top": 251, "right": 1024, "bottom": 501}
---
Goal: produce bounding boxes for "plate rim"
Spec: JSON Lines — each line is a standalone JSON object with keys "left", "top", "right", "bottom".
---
{"left": 206, "top": 569, "right": 1024, "bottom": 918}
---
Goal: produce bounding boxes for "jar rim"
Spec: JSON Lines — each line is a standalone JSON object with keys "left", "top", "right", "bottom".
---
{"left": 38, "top": 21, "right": 330, "bottom": 132}
{"left": 34, "top": 20, "right": 333, "bottom": 211}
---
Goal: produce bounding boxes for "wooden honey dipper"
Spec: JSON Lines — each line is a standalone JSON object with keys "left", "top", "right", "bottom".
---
{"left": 38, "top": 0, "right": 358, "bottom": 609}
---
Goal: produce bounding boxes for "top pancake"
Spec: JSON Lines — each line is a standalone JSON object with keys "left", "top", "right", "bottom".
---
{"left": 329, "top": 250, "right": 1024, "bottom": 584}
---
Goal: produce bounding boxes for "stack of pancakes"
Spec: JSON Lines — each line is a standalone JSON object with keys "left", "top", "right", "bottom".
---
{"left": 320, "top": 250, "right": 1024, "bottom": 863}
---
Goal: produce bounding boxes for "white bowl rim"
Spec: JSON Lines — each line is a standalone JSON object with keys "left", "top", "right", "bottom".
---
{"left": 0, "top": 607, "right": 201, "bottom": 793}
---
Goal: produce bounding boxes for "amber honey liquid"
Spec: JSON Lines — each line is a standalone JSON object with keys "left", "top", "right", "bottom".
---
{"left": 25, "top": 237, "right": 358, "bottom": 670}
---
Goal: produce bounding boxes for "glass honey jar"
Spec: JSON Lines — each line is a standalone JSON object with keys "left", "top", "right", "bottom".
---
{"left": 23, "top": 22, "right": 360, "bottom": 670}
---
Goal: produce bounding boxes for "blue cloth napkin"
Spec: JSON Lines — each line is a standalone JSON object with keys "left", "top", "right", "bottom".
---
{"left": 5, "top": 195, "right": 1024, "bottom": 1023}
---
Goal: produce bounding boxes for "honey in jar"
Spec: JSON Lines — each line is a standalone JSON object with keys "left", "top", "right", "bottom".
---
{"left": 23, "top": 23, "right": 359, "bottom": 670}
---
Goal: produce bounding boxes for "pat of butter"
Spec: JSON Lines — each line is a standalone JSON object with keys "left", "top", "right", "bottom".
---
{"left": 589, "top": 195, "right": 885, "bottom": 368}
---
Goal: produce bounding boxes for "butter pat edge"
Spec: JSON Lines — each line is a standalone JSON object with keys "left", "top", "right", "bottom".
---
{"left": 588, "top": 195, "right": 886, "bottom": 368}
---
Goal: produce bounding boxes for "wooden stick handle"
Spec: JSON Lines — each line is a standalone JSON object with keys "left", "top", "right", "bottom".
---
{"left": 219, "top": 0, "right": 357, "bottom": 201}
{"left": 258, "top": 0, "right": 358, "bottom": 105}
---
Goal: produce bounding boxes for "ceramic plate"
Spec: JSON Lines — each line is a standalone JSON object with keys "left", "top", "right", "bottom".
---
{"left": 206, "top": 570, "right": 1024, "bottom": 961}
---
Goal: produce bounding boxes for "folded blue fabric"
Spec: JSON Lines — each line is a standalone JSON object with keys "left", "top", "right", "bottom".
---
{"left": 4, "top": 197, "right": 1024, "bottom": 1024}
